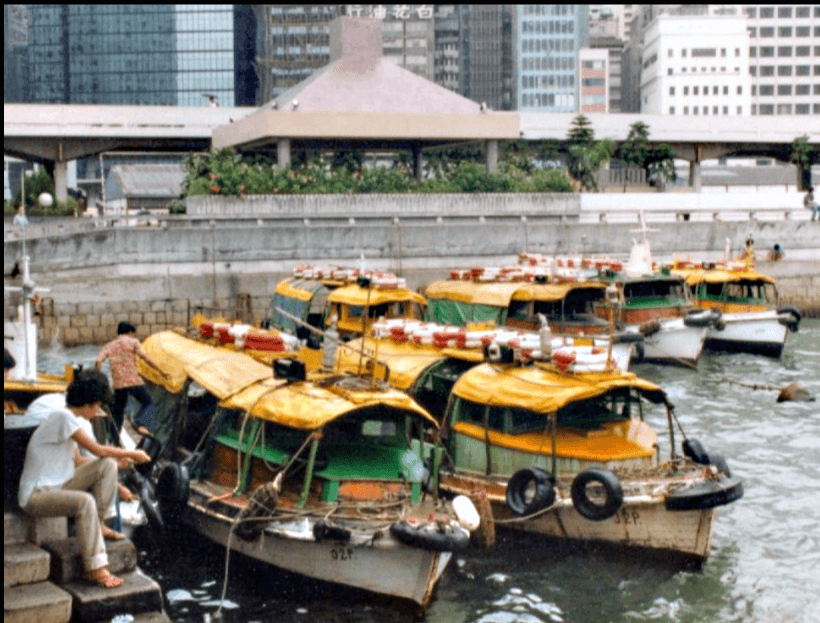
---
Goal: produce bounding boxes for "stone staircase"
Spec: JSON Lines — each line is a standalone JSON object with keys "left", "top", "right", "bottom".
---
{"left": 4, "top": 510, "right": 170, "bottom": 623}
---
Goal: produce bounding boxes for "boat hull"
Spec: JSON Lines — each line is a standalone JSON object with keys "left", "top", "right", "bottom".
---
{"left": 632, "top": 320, "right": 707, "bottom": 366}
{"left": 181, "top": 492, "right": 450, "bottom": 609}
{"left": 704, "top": 311, "right": 787, "bottom": 358}
{"left": 491, "top": 496, "right": 714, "bottom": 561}
{"left": 442, "top": 475, "right": 717, "bottom": 562}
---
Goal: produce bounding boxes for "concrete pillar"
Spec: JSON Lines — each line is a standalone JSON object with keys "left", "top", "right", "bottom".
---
{"left": 411, "top": 143, "right": 423, "bottom": 180}
{"left": 688, "top": 144, "right": 702, "bottom": 193}
{"left": 53, "top": 160, "right": 68, "bottom": 204}
{"left": 485, "top": 140, "right": 498, "bottom": 174}
{"left": 277, "top": 139, "right": 291, "bottom": 168}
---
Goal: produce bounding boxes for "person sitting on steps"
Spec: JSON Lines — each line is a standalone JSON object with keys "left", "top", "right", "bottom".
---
{"left": 18, "top": 370, "right": 151, "bottom": 588}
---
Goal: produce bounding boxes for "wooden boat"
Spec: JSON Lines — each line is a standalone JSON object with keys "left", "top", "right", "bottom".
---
{"left": 336, "top": 334, "right": 743, "bottom": 563}
{"left": 271, "top": 265, "right": 426, "bottom": 341}
{"left": 590, "top": 227, "right": 719, "bottom": 367}
{"left": 4, "top": 254, "right": 72, "bottom": 413}
{"left": 669, "top": 259, "right": 801, "bottom": 358}
{"left": 137, "top": 330, "right": 476, "bottom": 609}
{"left": 423, "top": 277, "right": 639, "bottom": 368}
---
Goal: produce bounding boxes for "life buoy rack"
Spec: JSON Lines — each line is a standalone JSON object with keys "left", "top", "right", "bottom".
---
{"left": 665, "top": 475, "right": 744, "bottom": 511}
{"left": 505, "top": 467, "right": 556, "bottom": 516}
{"left": 570, "top": 468, "right": 623, "bottom": 521}
{"left": 390, "top": 519, "right": 471, "bottom": 552}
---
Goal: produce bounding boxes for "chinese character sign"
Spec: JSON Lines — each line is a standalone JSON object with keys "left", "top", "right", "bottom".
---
{"left": 347, "top": 4, "right": 434, "bottom": 20}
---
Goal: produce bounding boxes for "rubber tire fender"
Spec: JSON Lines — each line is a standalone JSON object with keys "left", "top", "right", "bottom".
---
{"left": 706, "top": 452, "right": 731, "bottom": 477}
{"left": 777, "top": 306, "right": 802, "bottom": 333}
{"left": 156, "top": 463, "right": 190, "bottom": 526}
{"left": 571, "top": 468, "right": 623, "bottom": 522}
{"left": 682, "top": 438, "right": 709, "bottom": 464}
{"left": 505, "top": 467, "right": 557, "bottom": 517}
{"left": 390, "top": 521, "right": 471, "bottom": 552}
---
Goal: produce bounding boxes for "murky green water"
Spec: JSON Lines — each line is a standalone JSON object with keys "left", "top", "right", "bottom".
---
{"left": 40, "top": 320, "right": 820, "bottom": 623}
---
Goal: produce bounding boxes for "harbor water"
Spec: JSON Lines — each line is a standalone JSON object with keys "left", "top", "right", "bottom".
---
{"left": 37, "top": 320, "right": 820, "bottom": 623}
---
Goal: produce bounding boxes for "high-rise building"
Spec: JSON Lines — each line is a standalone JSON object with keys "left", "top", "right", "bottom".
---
{"left": 433, "top": 5, "right": 461, "bottom": 94}
{"left": 514, "top": 4, "right": 589, "bottom": 112}
{"left": 579, "top": 47, "right": 610, "bottom": 113}
{"left": 641, "top": 13, "right": 751, "bottom": 116}
{"left": 459, "top": 5, "right": 514, "bottom": 110}
{"left": 253, "top": 5, "right": 339, "bottom": 104}
{"left": 744, "top": 4, "right": 819, "bottom": 116}
{"left": 4, "top": 5, "right": 254, "bottom": 106}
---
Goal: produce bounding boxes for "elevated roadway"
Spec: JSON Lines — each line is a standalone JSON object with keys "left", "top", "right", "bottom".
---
{"left": 4, "top": 103, "right": 817, "bottom": 202}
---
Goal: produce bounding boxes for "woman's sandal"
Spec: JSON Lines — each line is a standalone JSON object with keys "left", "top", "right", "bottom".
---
{"left": 102, "top": 527, "right": 126, "bottom": 541}
{"left": 83, "top": 567, "right": 124, "bottom": 588}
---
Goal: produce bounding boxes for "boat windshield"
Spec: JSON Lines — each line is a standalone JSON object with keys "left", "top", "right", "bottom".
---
{"left": 624, "top": 279, "right": 687, "bottom": 305}
{"left": 452, "top": 389, "right": 644, "bottom": 435}
{"left": 723, "top": 281, "right": 777, "bottom": 305}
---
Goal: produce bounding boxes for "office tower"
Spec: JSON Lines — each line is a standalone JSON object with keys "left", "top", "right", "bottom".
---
{"left": 641, "top": 12, "right": 751, "bottom": 116}
{"left": 744, "top": 4, "right": 819, "bottom": 116}
{"left": 514, "top": 4, "right": 589, "bottom": 112}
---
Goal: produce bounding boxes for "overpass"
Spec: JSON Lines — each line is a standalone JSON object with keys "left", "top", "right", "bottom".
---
{"left": 4, "top": 103, "right": 817, "bottom": 202}
{"left": 521, "top": 112, "right": 819, "bottom": 191}
{"left": 3, "top": 104, "right": 255, "bottom": 202}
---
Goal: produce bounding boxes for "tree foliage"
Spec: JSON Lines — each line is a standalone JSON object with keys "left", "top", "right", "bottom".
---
{"left": 564, "top": 115, "right": 615, "bottom": 191}
{"left": 618, "top": 121, "right": 677, "bottom": 189}
{"left": 181, "top": 147, "right": 573, "bottom": 197}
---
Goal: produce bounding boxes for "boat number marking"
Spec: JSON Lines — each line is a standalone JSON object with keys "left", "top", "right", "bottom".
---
{"left": 612, "top": 508, "right": 640, "bottom": 524}
{"left": 331, "top": 547, "right": 354, "bottom": 561}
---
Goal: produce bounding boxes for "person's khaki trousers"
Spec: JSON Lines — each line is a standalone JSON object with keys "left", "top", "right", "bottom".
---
{"left": 23, "top": 457, "right": 117, "bottom": 572}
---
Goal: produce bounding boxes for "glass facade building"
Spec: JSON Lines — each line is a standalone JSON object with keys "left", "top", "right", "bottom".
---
{"left": 515, "top": 4, "right": 589, "bottom": 112}
{"left": 6, "top": 4, "right": 252, "bottom": 106}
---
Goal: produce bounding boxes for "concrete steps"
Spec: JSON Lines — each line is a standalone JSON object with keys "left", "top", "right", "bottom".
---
{"left": 4, "top": 511, "right": 170, "bottom": 623}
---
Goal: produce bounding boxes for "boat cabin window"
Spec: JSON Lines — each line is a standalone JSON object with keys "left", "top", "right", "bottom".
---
{"left": 361, "top": 419, "right": 398, "bottom": 438}
{"left": 624, "top": 280, "right": 686, "bottom": 302}
{"left": 452, "top": 398, "right": 504, "bottom": 432}
{"left": 724, "top": 281, "right": 775, "bottom": 304}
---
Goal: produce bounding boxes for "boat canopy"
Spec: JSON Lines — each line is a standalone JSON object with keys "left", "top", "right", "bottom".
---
{"left": 327, "top": 284, "right": 426, "bottom": 307}
{"left": 425, "top": 280, "right": 521, "bottom": 307}
{"left": 272, "top": 278, "right": 332, "bottom": 333}
{"left": 336, "top": 338, "right": 448, "bottom": 391}
{"left": 510, "top": 282, "right": 607, "bottom": 302}
{"left": 451, "top": 363, "right": 667, "bottom": 413}
{"left": 139, "top": 331, "right": 436, "bottom": 430}
{"left": 673, "top": 268, "right": 776, "bottom": 287}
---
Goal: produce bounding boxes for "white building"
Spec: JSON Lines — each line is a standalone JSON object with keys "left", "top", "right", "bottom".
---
{"left": 641, "top": 14, "right": 751, "bottom": 117}
{"left": 743, "top": 4, "right": 819, "bottom": 116}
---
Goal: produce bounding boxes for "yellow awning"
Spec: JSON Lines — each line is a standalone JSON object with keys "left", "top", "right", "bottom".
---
{"left": 327, "top": 284, "right": 426, "bottom": 307}
{"left": 274, "top": 278, "right": 320, "bottom": 302}
{"left": 672, "top": 268, "right": 776, "bottom": 286}
{"left": 140, "top": 331, "right": 272, "bottom": 398}
{"left": 510, "top": 282, "right": 606, "bottom": 302}
{"left": 140, "top": 331, "right": 437, "bottom": 430}
{"left": 452, "top": 363, "right": 666, "bottom": 413}
{"left": 424, "top": 280, "right": 522, "bottom": 306}
{"left": 335, "top": 338, "right": 447, "bottom": 391}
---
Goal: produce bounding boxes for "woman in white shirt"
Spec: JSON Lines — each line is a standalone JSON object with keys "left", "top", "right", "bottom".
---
{"left": 18, "top": 370, "right": 150, "bottom": 588}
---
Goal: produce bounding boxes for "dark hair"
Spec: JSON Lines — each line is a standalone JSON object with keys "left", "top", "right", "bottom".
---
{"left": 66, "top": 369, "right": 112, "bottom": 408}
{"left": 117, "top": 321, "right": 136, "bottom": 335}
{"left": 4, "top": 348, "right": 16, "bottom": 371}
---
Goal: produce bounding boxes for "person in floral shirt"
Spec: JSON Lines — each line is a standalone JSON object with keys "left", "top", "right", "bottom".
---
{"left": 95, "top": 322, "right": 168, "bottom": 434}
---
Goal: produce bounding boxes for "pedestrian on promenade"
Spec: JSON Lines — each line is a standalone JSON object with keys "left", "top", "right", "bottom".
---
{"left": 95, "top": 322, "right": 169, "bottom": 435}
{"left": 18, "top": 370, "right": 151, "bottom": 588}
{"left": 804, "top": 187, "right": 819, "bottom": 222}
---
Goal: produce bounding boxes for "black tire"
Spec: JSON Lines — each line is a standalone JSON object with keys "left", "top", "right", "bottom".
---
{"left": 506, "top": 467, "right": 556, "bottom": 517}
{"left": 777, "top": 306, "right": 802, "bottom": 333}
{"left": 682, "top": 438, "right": 709, "bottom": 465}
{"left": 140, "top": 479, "right": 164, "bottom": 531}
{"left": 156, "top": 463, "right": 190, "bottom": 526}
{"left": 684, "top": 309, "right": 718, "bottom": 328}
{"left": 706, "top": 452, "right": 731, "bottom": 477}
{"left": 136, "top": 436, "right": 162, "bottom": 477}
{"left": 571, "top": 469, "right": 623, "bottom": 521}
{"left": 390, "top": 521, "right": 471, "bottom": 552}
{"left": 666, "top": 476, "right": 744, "bottom": 511}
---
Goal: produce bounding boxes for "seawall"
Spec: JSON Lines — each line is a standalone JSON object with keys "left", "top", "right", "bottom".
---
{"left": 4, "top": 193, "right": 819, "bottom": 345}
